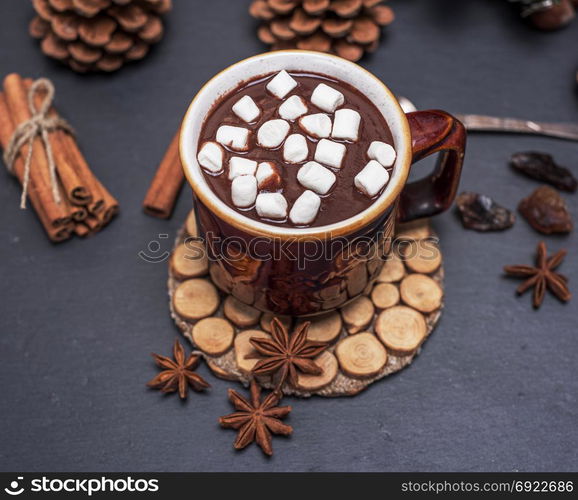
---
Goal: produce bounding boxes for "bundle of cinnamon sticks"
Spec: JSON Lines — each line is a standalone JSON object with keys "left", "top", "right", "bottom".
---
{"left": 0, "top": 73, "right": 118, "bottom": 242}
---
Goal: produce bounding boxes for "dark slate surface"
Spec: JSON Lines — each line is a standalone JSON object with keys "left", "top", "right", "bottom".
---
{"left": 0, "top": 0, "right": 576, "bottom": 472}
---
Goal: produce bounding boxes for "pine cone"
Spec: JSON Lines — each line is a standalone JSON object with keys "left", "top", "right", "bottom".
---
{"left": 249, "top": 0, "right": 394, "bottom": 62}
{"left": 29, "top": 0, "right": 172, "bottom": 73}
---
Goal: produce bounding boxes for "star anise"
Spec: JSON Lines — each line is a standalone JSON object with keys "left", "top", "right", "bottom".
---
{"left": 147, "top": 340, "right": 210, "bottom": 399}
{"left": 504, "top": 241, "right": 571, "bottom": 308}
{"left": 250, "top": 318, "right": 327, "bottom": 390}
{"left": 219, "top": 380, "right": 292, "bottom": 456}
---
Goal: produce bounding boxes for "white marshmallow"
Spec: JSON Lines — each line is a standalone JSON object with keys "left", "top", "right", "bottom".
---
{"left": 257, "top": 119, "right": 290, "bottom": 148}
{"left": 266, "top": 70, "right": 298, "bottom": 99}
{"left": 289, "top": 190, "right": 321, "bottom": 226}
{"left": 354, "top": 160, "right": 390, "bottom": 198}
{"left": 256, "top": 193, "right": 288, "bottom": 220}
{"left": 283, "top": 134, "right": 308, "bottom": 163}
{"left": 331, "top": 109, "right": 361, "bottom": 141}
{"left": 297, "top": 161, "right": 336, "bottom": 195}
{"left": 231, "top": 175, "right": 257, "bottom": 208}
{"left": 197, "top": 141, "right": 224, "bottom": 173}
{"left": 256, "top": 161, "right": 282, "bottom": 190}
{"left": 228, "top": 157, "right": 257, "bottom": 180}
{"left": 311, "top": 83, "right": 344, "bottom": 113}
{"left": 314, "top": 139, "right": 346, "bottom": 169}
{"left": 216, "top": 125, "right": 250, "bottom": 152}
{"left": 232, "top": 95, "right": 261, "bottom": 123}
{"left": 278, "top": 95, "right": 308, "bottom": 121}
{"left": 367, "top": 141, "right": 396, "bottom": 167}
{"left": 298, "top": 113, "right": 332, "bottom": 139}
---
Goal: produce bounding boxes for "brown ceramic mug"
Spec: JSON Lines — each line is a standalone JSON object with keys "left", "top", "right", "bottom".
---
{"left": 180, "top": 51, "right": 466, "bottom": 317}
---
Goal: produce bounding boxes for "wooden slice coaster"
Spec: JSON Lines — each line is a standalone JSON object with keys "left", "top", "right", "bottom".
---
{"left": 375, "top": 306, "right": 427, "bottom": 356}
{"left": 371, "top": 283, "right": 400, "bottom": 309}
{"left": 340, "top": 296, "right": 374, "bottom": 334}
{"left": 234, "top": 330, "right": 271, "bottom": 376}
{"left": 296, "top": 351, "right": 339, "bottom": 391}
{"left": 396, "top": 219, "right": 431, "bottom": 240}
{"left": 260, "top": 312, "right": 292, "bottom": 333}
{"left": 173, "top": 279, "right": 220, "bottom": 320}
{"left": 401, "top": 239, "right": 442, "bottom": 274}
{"left": 170, "top": 241, "right": 209, "bottom": 280}
{"left": 298, "top": 311, "right": 342, "bottom": 343}
{"left": 168, "top": 211, "right": 445, "bottom": 397}
{"left": 376, "top": 252, "right": 406, "bottom": 283}
{"left": 400, "top": 274, "right": 443, "bottom": 313}
{"left": 192, "top": 317, "right": 235, "bottom": 356}
{"left": 224, "top": 296, "right": 261, "bottom": 328}
{"left": 335, "top": 333, "right": 388, "bottom": 378}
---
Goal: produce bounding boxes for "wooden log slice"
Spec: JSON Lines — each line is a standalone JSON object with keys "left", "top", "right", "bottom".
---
{"left": 396, "top": 219, "right": 431, "bottom": 240}
{"left": 296, "top": 351, "right": 339, "bottom": 391}
{"left": 223, "top": 296, "right": 261, "bottom": 328}
{"left": 340, "top": 296, "right": 374, "bottom": 334}
{"left": 375, "top": 305, "right": 427, "bottom": 356}
{"left": 376, "top": 252, "right": 405, "bottom": 283}
{"left": 192, "top": 317, "right": 234, "bottom": 356}
{"left": 335, "top": 332, "right": 387, "bottom": 378}
{"left": 260, "top": 312, "right": 292, "bottom": 333}
{"left": 173, "top": 279, "right": 220, "bottom": 320}
{"left": 297, "top": 311, "right": 342, "bottom": 343}
{"left": 170, "top": 241, "right": 209, "bottom": 280}
{"left": 401, "top": 239, "right": 442, "bottom": 274}
{"left": 400, "top": 274, "right": 443, "bottom": 313}
{"left": 234, "top": 330, "right": 271, "bottom": 376}
{"left": 371, "top": 283, "right": 400, "bottom": 309}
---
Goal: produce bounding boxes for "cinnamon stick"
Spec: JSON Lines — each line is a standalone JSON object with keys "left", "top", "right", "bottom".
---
{"left": 3, "top": 73, "right": 70, "bottom": 227}
{"left": 83, "top": 214, "right": 101, "bottom": 232}
{"left": 65, "top": 197, "right": 88, "bottom": 221}
{"left": 60, "top": 134, "right": 105, "bottom": 215}
{"left": 25, "top": 78, "right": 92, "bottom": 206}
{"left": 143, "top": 129, "right": 185, "bottom": 219}
{"left": 56, "top": 114, "right": 119, "bottom": 223}
{"left": 74, "top": 223, "right": 90, "bottom": 238}
{"left": 93, "top": 175, "right": 119, "bottom": 223}
{"left": 33, "top": 75, "right": 119, "bottom": 231}
{"left": 0, "top": 93, "right": 72, "bottom": 242}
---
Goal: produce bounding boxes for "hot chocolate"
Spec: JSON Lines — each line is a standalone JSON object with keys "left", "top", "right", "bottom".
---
{"left": 196, "top": 70, "right": 396, "bottom": 228}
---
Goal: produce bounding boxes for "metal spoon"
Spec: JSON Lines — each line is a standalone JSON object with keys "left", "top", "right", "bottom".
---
{"left": 397, "top": 96, "right": 578, "bottom": 142}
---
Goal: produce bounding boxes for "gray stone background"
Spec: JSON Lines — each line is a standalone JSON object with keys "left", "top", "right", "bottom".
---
{"left": 0, "top": 0, "right": 576, "bottom": 472}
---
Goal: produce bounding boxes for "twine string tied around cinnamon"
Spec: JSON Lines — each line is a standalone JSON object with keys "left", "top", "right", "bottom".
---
{"left": 3, "top": 78, "right": 74, "bottom": 208}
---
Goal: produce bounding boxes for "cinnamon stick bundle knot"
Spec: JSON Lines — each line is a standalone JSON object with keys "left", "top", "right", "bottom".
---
{"left": 3, "top": 78, "right": 74, "bottom": 209}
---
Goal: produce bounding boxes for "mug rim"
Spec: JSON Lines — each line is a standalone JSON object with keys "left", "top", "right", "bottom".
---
{"left": 180, "top": 50, "right": 412, "bottom": 240}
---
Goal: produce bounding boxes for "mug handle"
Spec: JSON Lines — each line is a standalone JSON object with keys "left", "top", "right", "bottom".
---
{"left": 397, "top": 110, "right": 467, "bottom": 222}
